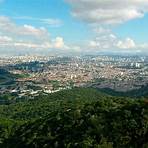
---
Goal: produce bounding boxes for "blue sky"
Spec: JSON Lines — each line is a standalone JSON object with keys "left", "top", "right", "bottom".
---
{"left": 0, "top": 0, "right": 148, "bottom": 55}
{"left": 0, "top": 0, "right": 89, "bottom": 41}
{"left": 113, "top": 14, "right": 148, "bottom": 43}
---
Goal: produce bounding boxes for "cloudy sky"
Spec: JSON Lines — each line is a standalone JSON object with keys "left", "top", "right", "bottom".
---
{"left": 0, "top": 0, "right": 148, "bottom": 55}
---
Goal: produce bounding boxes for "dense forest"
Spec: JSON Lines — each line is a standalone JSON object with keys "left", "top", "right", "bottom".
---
{"left": 0, "top": 88, "right": 148, "bottom": 147}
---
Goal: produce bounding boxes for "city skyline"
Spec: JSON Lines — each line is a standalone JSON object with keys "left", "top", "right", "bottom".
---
{"left": 0, "top": 0, "right": 148, "bottom": 55}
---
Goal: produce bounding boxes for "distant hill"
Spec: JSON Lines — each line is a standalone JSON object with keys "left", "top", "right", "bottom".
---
{"left": 94, "top": 84, "right": 148, "bottom": 98}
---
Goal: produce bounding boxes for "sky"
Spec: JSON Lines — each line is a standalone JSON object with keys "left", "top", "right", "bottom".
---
{"left": 0, "top": 0, "right": 148, "bottom": 55}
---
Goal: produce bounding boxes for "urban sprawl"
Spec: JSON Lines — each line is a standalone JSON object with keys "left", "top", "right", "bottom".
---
{"left": 0, "top": 55, "right": 148, "bottom": 100}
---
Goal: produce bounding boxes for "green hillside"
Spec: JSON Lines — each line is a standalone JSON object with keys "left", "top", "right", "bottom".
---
{"left": 0, "top": 88, "right": 108, "bottom": 121}
{"left": 0, "top": 88, "right": 148, "bottom": 147}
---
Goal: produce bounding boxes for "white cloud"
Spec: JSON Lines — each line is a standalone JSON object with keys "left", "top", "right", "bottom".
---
{"left": 66, "top": 0, "right": 148, "bottom": 53}
{"left": 21, "top": 25, "right": 47, "bottom": 37}
{"left": 0, "top": 16, "right": 69, "bottom": 54}
{"left": 67, "top": 0, "right": 148, "bottom": 25}
{"left": 89, "top": 33, "right": 117, "bottom": 49}
{"left": 53, "top": 37, "right": 65, "bottom": 49}
{"left": 116, "top": 38, "right": 136, "bottom": 49}
{"left": 89, "top": 40, "right": 99, "bottom": 48}
{"left": 87, "top": 34, "right": 148, "bottom": 54}
{"left": 0, "top": 16, "right": 49, "bottom": 39}
{"left": 0, "top": 36, "right": 13, "bottom": 42}
{"left": 88, "top": 34, "right": 138, "bottom": 51}
{"left": 13, "top": 16, "right": 63, "bottom": 27}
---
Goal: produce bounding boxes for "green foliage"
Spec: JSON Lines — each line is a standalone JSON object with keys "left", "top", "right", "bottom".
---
{"left": 0, "top": 88, "right": 107, "bottom": 120}
{"left": 14, "top": 73, "right": 30, "bottom": 78}
{"left": 0, "top": 88, "right": 148, "bottom": 148}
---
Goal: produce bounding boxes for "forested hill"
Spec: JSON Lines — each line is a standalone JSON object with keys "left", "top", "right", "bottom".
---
{"left": 0, "top": 88, "right": 108, "bottom": 121}
{"left": 0, "top": 88, "right": 148, "bottom": 148}
{"left": 96, "top": 84, "right": 148, "bottom": 98}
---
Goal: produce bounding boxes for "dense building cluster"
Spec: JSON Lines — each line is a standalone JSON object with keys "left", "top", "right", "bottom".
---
{"left": 0, "top": 55, "right": 148, "bottom": 99}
